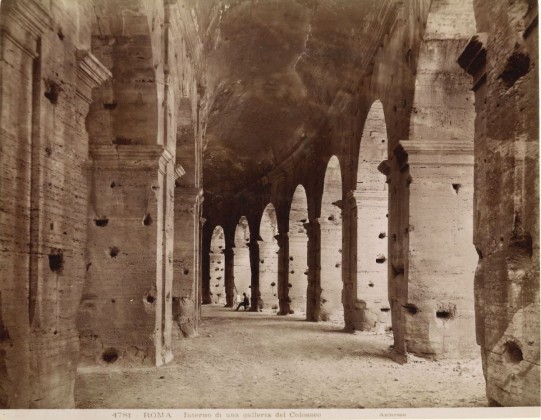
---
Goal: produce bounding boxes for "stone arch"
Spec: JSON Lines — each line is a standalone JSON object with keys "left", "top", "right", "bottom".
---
{"left": 210, "top": 226, "right": 226, "bottom": 305}
{"left": 288, "top": 185, "right": 309, "bottom": 316}
{"left": 354, "top": 100, "right": 390, "bottom": 332}
{"left": 259, "top": 203, "right": 279, "bottom": 313}
{"left": 234, "top": 216, "right": 252, "bottom": 297}
{"left": 320, "top": 156, "right": 344, "bottom": 324}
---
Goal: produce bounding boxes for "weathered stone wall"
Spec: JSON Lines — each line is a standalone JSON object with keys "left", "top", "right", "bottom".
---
{"left": 234, "top": 216, "right": 251, "bottom": 297}
{"left": 320, "top": 156, "right": 343, "bottom": 324}
{"left": 352, "top": 100, "right": 390, "bottom": 333}
{"left": 288, "top": 185, "right": 309, "bottom": 316}
{"left": 209, "top": 226, "right": 226, "bottom": 305}
{"left": 258, "top": 204, "right": 279, "bottom": 312}
{"left": 386, "top": 0, "right": 478, "bottom": 360}
{"left": 0, "top": 0, "right": 109, "bottom": 408}
{"left": 461, "top": 0, "right": 539, "bottom": 406}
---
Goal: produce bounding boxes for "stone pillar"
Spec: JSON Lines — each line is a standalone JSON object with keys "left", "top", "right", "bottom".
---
{"left": 342, "top": 193, "right": 358, "bottom": 331}
{"left": 223, "top": 247, "right": 235, "bottom": 307}
{"left": 80, "top": 145, "right": 175, "bottom": 367}
{"left": 201, "top": 230, "right": 212, "bottom": 304}
{"left": 248, "top": 240, "right": 260, "bottom": 311}
{"left": 275, "top": 233, "right": 291, "bottom": 315}
{"left": 393, "top": 139, "right": 477, "bottom": 359}
{"left": 304, "top": 219, "right": 321, "bottom": 322}
{"left": 288, "top": 234, "right": 308, "bottom": 316}
{"left": 173, "top": 186, "right": 203, "bottom": 338}
{"left": 350, "top": 190, "right": 390, "bottom": 332}
{"left": 459, "top": 27, "right": 540, "bottom": 406}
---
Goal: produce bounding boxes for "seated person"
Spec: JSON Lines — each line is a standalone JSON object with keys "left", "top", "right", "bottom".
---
{"left": 235, "top": 292, "right": 250, "bottom": 311}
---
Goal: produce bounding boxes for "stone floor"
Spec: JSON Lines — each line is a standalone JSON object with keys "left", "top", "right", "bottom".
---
{"left": 75, "top": 305, "right": 487, "bottom": 409}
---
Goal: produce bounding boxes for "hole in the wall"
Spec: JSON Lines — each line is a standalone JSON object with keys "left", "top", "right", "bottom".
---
{"left": 376, "top": 255, "right": 386, "bottom": 264}
{"left": 44, "top": 79, "right": 61, "bottom": 104}
{"left": 53, "top": 330, "right": 57, "bottom": 335}
{"left": 50, "top": 223, "right": 54, "bottom": 230}
{"left": 289, "top": 256, "right": 294, "bottom": 261}
{"left": 436, "top": 307, "right": 455, "bottom": 320}
{"left": 94, "top": 217, "right": 109, "bottom": 227}
{"left": 217, "top": 276, "right": 222, "bottom": 280}
{"left": 287, "top": 283, "right": 292, "bottom": 288}
{"left": 146, "top": 295, "right": 155, "bottom": 304}
{"left": 290, "top": 270, "right": 294, "bottom": 274}
{"left": 109, "top": 247, "right": 119, "bottom": 258}
{"left": 142, "top": 214, "right": 152, "bottom": 226}
{"left": 270, "top": 282, "right": 276, "bottom": 287}
{"left": 111, "top": 299, "right": 116, "bottom": 303}
{"left": 45, "top": 146, "right": 52, "bottom": 156}
{"left": 86, "top": 262, "right": 92, "bottom": 271}
{"left": 499, "top": 49, "right": 530, "bottom": 88}
{"left": 215, "top": 284, "right": 219, "bottom": 287}
{"left": 102, "top": 348, "right": 119, "bottom": 364}
{"left": 272, "top": 304, "right": 278, "bottom": 310}
{"left": 303, "top": 270, "right": 308, "bottom": 275}
{"left": 328, "top": 215, "right": 335, "bottom": 221}
{"left": 57, "top": 28, "right": 64, "bottom": 40}
{"left": 215, "top": 268, "right": 219, "bottom": 271}
{"left": 503, "top": 341, "right": 523, "bottom": 364}
{"left": 403, "top": 303, "right": 418, "bottom": 315}
{"left": 183, "top": 269, "right": 189, "bottom": 275}
{"left": 368, "top": 282, "right": 374, "bottom": 287}
{"left": 103, "top": 101, "right": 117, "bottom": 110}
{"left": 48, "top": 249, "right": 64, "bottom": 273}
{"left": 110, "top": 182, "right": 117, "bottom": 188}
{"left": 378, "top": 232, "right": 386, "bottom": 239}
{"left": 452, "top": 183, "right": 461, "bottom": 194}
{"left": 335, "top": 263, "right": 340, "bottom": 268}
{"left": 260, "top": 259, "right": 264, "bottom": 264}
{"left": 380, "top": 307, "right": 390, "bottom": 312}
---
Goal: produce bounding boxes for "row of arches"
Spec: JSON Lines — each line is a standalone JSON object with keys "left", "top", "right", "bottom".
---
{"left": 207, "top": 100, "right": 390, "bottom": 329}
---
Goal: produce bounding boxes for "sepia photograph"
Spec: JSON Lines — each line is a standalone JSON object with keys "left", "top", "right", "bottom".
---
{"left": 0, "top": 0, "right": 539, "bottom": 419}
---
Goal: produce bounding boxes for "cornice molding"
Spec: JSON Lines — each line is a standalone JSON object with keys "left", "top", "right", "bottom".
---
{"left": 2, "top": 0, "right": 52, "bottom": 38}
{"left": 89, "top": 145, "right": 173, "bottom": 170}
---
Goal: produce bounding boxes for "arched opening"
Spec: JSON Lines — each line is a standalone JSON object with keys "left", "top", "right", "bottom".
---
{"left": 210, "top": 226, "right": 226, "bottom": 305}
{"left": 320, "top": 156, "right": 344, "bottom": 324}
{"left": 259, "top": 204, "right": 279, "bottom": 313}
{"left": 288, "top": 185, "right": 309, "bottom": 316}
{"left": 355, "top": 100, "right": 390, "bottom": 332}
{"left": 234, "top": 217, "right": 252, "bottom": 298}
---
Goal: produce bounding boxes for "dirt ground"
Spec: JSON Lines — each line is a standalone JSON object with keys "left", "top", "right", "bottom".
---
{"left": 75, "top": 304, "right": 487, "bottom": 409}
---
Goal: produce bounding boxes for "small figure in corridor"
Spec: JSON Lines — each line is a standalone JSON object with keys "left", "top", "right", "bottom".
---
{"left": 235, "top": 292, "right": 250, "bottom": 311}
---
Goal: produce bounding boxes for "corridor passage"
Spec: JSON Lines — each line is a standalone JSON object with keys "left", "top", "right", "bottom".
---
{"left": 75, "top": 305, "right": 486, "bottom": 409}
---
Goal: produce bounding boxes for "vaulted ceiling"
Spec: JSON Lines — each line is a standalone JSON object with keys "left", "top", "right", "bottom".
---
{"left": 191, "top": 0, "right": 390, "bottom": 201}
